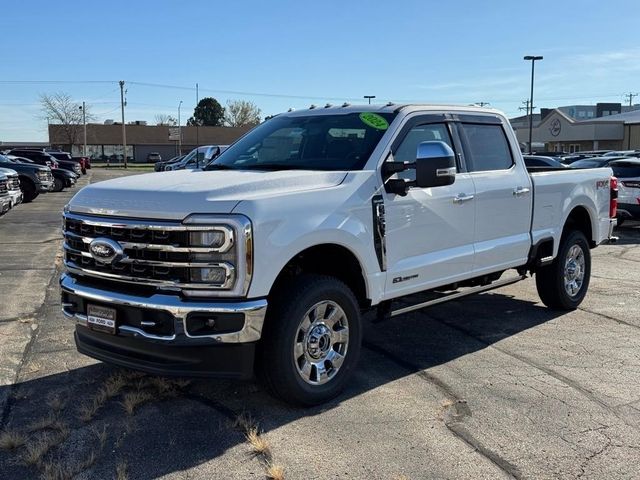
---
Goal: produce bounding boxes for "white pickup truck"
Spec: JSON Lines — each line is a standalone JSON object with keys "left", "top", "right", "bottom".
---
{"left": 60, "top": 104, "right": 617, "bottom": 405}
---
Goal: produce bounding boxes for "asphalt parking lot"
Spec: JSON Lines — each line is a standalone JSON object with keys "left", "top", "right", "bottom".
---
{"left": 0, "top": 168, "right": 639, "bottom": 480}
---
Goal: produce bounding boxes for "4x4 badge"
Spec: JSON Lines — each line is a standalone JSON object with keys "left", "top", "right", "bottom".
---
{"left": 89, "top": 238, "right": 124, "bottom": 264}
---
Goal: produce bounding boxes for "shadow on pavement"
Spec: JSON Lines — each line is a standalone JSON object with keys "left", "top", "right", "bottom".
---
{"left": 0, "top": 291, "right": 564, "bottom": 479}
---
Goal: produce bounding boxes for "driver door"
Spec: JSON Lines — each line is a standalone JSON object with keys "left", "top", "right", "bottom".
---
{"left": 383, "top": 118, "right": 476, "bottom": 299}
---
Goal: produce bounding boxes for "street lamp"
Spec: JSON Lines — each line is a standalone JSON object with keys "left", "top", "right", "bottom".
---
{"left": 178, "top": 100, "right": 183, "bottom": 155}
{"left": 523, "top": 55, "right": 543, "bottom": 154}
{"left": 364, "top": 95, "right": 376, "bottom": 104}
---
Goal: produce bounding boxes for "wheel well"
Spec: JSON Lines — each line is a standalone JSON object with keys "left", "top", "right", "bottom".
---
{"left": 270, "top": 244, "right": 370, "bottom": 308}
{"left": 18, "top": 175, "right": 34, "bottom": 187}
{"left": 564, "top": 206, "right": 594, "bottom": 247}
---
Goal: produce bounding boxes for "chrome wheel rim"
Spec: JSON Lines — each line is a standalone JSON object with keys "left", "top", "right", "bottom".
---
{"left": 294, "top": 300, "right": 349, "bottom": 385}
{"left": 564, "top": 244, "right": 585, "bottom": 297}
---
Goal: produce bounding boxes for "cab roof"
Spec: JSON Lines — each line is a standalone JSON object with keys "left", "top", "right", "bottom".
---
{"left": 281, "top": 103, "right": 503, "bottom": 118}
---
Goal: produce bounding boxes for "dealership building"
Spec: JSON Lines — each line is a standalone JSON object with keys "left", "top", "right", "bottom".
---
{"left": 511, "top": 106, "right": 640, "bottom": 153}
{"left": 48, "top": 123, "right": 251, "bottom": 162}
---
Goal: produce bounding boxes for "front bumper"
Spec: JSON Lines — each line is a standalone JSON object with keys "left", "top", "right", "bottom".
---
{"left": 60, "top": 273, "right": 268, "bottom": 378}
{"left": 0, "top": 196, "right": 10, "bottom": 214}
{"left": 7, "top": 189, "right": 22, "bottom": 207}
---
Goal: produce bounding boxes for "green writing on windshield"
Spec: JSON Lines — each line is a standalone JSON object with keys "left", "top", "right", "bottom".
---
{"left": 359, "top": 112, "right": 389, "bottom": 130}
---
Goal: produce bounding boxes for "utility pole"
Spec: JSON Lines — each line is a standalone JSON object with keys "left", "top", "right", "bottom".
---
{"left": 624, "top": 92, "right": 638, "bottom": 107}
{"left": 363, "top": 95, "right": 375, "bottom": 104}
{"left": 178, "top": 100, "right": 183, "bottom": 155}
{"left": 195, "top": 83, "right": 199, "bottom": 167}
{"left": 119, "top": 80, "right": 127, "bottom": 169}
{"left": 79, "top": 102, "right": 87, "bottom": 156}
{"left": 519, "top": 99, "right": 532, "bottom": 115}
{"left": 477, "top": 102, "right": 490, "bottom": 107}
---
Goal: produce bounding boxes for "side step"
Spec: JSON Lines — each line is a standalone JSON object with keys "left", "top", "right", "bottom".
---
{"left": 390, "top": 274, "right": 527, "bottom": 318}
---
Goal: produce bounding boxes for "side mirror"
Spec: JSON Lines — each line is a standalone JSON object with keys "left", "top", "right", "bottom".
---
{"left": 415, "top": 141, "right": 456, "bottom": 188}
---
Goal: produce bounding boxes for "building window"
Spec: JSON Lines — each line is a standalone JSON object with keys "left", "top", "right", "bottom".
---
{"left": 569, "top": 144, "right": 581, "bottom": 153}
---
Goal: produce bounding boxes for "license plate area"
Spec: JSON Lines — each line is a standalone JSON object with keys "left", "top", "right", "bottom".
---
{"left": 86, "top": 304, "right": 117, "bottom": 334}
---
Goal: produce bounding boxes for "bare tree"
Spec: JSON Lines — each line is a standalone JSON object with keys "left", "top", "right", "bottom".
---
{"left": 40, "top": 92, "right": 94, "bottom": 148}
{"left": 154, "top": 114, "right": 177, "bottom": 126}
{"left": 224, "top": 100, "right": 261, "bottom": 127}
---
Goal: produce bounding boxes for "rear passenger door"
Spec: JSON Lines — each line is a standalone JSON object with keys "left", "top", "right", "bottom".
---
{"left": 457, "top": 118, "right": 533, "bottom": 274}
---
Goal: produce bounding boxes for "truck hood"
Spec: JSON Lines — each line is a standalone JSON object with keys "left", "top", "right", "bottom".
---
{"left": 68, "top": 169, "right": 348, "bottom": 220}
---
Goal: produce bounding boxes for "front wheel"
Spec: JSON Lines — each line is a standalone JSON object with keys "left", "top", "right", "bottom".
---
{"left": 52, "top": 177, "right": 65, "bottom": 192}
{"left": 258, "top": 274, "right": 362, "bottom": 406}
{"left": 535, "top": 230, "right": 591, "bottom": 310}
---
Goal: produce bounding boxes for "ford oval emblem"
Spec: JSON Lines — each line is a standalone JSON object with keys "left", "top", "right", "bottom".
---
{"left": 89, "top": 238, "right": 124, "bottom": 264}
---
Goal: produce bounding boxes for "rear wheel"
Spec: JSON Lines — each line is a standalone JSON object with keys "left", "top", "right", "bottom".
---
{"left": 21, "top": 179, "right": 38, "bottom": 203}
{"left": 258, "top": 274, "right": 362, "bottom": 406}
{"left": 535, "top": 230, "right": 591, "bottom": 310}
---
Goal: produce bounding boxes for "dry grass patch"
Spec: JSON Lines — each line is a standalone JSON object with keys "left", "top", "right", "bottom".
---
{"left": 0, "top": 429, "right": 27, "bottom": 450}
{"left": 46, "top": 395, "right": 66, "bottom": 413}
{"left": 116, "top": 459, "right": 129, "bottom": 480}
{"left": 246, "top": 427, "right": 270, "bottom": 456}
{"left": 22, "top": 432, "right": 63, "bottom": 467}
{"left": 27, "top": 414, "right": 67, "bottom": 434}
{"left": 265, "top": 461, "right": 285, "bottom": 480}
{"left": 40, "top": 449, "right": 98, "bottom": 480}
{"left": 121, "top": 390, "right": 155, "bottom": 415}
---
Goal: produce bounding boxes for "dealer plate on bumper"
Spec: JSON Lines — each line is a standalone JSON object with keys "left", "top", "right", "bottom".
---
{"left": 87, "top": 304, "right": 117, "bottom": 334}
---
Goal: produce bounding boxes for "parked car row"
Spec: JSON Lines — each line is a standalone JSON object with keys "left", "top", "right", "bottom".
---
{"left": 154, "top": 145, "right": 228, "bottom": 171}
{"left": 526, "top": 149, "right": 640, "bottom": 225}
{"left": 0, "top": 149, "right": 82, "bottom": 215}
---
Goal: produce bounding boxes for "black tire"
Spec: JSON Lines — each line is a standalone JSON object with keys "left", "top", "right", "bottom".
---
{"left": 21, "top": 179, "right": 38, "bottom": 203}
{"left": 258, "top": 274, "right": 362, "bottom": 406}
{"left": 52, "top": 177, "right": 65, "bottom": 192}
{"left": 535, "top": 230, "right": 591, "bottom": 310}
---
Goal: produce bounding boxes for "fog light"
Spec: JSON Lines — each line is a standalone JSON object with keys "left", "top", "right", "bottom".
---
{"left": 190, "top": 266, "right": 230, "bottom": 285}
{"left": 190, "top": 230, "right": 227, "bottom": 248}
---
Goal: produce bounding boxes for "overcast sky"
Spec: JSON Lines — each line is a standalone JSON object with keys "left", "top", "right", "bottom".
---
{"left": 2, "top": 0, "right": 639, "bottom": 141}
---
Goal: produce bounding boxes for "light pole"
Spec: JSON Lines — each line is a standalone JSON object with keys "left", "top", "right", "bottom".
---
{"left": 178, "top": 100, "right": 183, "bottom": 155}
{"left": 364, "top": 95, "right": 376, "bottom": 104}
{"left": 524, "top": 55, "right": 543, "bottom": 154}
{"left": 79, "top": 102, "right": 87, "bottom": 156}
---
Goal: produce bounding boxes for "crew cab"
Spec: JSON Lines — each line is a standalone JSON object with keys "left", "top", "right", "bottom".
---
{"left": 60, "top": 105, "right": 616, "bottom": 405}
{"left": 0, "top": 155, "right": 53, "bottom": 202}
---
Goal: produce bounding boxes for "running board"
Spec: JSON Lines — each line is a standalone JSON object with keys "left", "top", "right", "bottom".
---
{"left": 390, "top": 274, "right": 527, "bottom": 318}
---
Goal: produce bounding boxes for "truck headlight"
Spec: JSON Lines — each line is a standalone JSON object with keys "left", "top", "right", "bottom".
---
{"left": 189, "top": 229, "right": 232, "bottom": 250}
{"left": 189, "top": 264, "right": 234, "bottom": 286}
{"left": 182, "top": 214, "right": 253, "bottom": 297}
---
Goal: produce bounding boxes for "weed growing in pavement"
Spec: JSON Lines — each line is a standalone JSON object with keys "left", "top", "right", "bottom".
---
{"left": 233, "top": 411, "right": 286, "bottom": 480}
{"left": 115, "top": 459, "right": 129, "bottom": 480}
{"left": 0, "top": 429, "right": 27, "bottom": 450}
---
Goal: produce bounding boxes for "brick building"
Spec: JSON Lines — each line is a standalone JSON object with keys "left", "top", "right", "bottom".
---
{"left": 48, "top": 123, "right": 252, "bottom": 163}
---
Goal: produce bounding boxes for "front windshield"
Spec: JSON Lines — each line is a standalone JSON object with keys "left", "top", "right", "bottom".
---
{"left": 206, "top": 112, "right": 396, "bottom": 171}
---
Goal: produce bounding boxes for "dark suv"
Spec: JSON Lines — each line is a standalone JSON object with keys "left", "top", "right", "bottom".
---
{"left": 9, "top": 149, "right": 82, "bottom": 176}
{"left": 49, "top": 151, "right": 86, "bottom": 174}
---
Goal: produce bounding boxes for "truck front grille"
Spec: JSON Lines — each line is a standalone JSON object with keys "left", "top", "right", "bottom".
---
{"left": 0, "top": 180, "right": 7, "bottom": 194}
{"left": 62, "top": 213, "right": 236, "bottom": 290}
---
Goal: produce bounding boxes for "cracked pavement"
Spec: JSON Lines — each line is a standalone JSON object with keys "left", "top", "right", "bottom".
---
{"left": 0, "top": 168, "right": 639, "bottom": 479}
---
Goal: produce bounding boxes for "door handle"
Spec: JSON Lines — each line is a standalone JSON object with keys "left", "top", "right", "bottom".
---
{"left": 513, "top": 186, "right": 531, "bottom": 197}
{"left": 453, "top": 193, "right": 474, "bottom": 204}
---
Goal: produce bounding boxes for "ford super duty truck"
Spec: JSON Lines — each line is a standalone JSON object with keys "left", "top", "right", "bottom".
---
{"left": 60, "top": 104, "right": 617, "bottom": 405}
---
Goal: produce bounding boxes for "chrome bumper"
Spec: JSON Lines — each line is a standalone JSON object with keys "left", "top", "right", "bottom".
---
{"left": 8, "top": 190, "right": 22, "bottom": 207}
{"left": 60, "top": 273, "right": 267, "bottom": 344}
